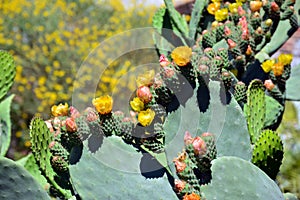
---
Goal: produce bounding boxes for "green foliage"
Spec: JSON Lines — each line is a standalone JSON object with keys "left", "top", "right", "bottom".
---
{"left": 0, "top": 157, "right": 50, "bottom": 200}
{"left": 201, "top": 156, "right": 284, "bottom": 200}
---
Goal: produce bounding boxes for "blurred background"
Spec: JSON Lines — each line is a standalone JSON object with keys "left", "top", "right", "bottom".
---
{"left": 0, "top": 0, "right": 299, "bottom": 197}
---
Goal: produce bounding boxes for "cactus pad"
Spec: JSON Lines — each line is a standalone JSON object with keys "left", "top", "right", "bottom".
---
{"left": 252, "top": 130, "right": 284, "bottom": 180}
{"left": 0, "top": 50, "right": 16, "bottom": 101}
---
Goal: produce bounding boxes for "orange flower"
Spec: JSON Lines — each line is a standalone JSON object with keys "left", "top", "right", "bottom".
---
{"left": 250, "top": 1, "right": 263, "bottom": 12}
{"left": 183, "top": 192, "right": 201, "bottom": 200}
{"left": 272, "top": 62, "right": 284, "bottom": 76}
{"left": 171, "top": 46, "right": 192, "bottom": 67}
{"left": 92, "top": 95, "right": 113, "bottom": 115}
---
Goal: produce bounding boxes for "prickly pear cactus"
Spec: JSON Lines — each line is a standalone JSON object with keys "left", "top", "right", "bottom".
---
{"left": 201, "top": 156, "right": 284, "bottom": 200}
{"left": 0, "top": 157, "right": 50, "bottom": 200}
{"left": 252, "top": 130, "right": 284, "bottom": 180}
{"left": 0, "top": 50, "right": 15, "bottom": 101}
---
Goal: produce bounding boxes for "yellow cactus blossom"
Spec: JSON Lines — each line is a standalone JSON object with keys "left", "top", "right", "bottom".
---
{"left": 136, "top": 70, "right": 155, "bottom": 87}
{"left": 138, "top": 108, "right": 155, "bottom": 127}
{"left": 171, "top": 46, "right": 192, "bottom": 67}
{"left": 92, "top": 95, "right": 113, "bottom": 115}
{"left": 278, "top": 53, "right": 293, "bottom": 66}
{"left": 236, "top": 0, "right": 247, "bottom": 3}
{"left": 51, "top": 102, "right": 69, "bottom": 117}
{"left": 261, "top": 59, "right": 275, "bottom": 73}
{"left": 130, "top": 97, "right": 144, "bottom": 112}
{"left": 207, "top": 2, "right": 221, "bottom": 15}
{"left": 272, "top": 62, "right": 284, "bottom": 76}
{"left": 228, "top": 2, "right": 242, "bottom": 13}
{"left": 215, "top": 8, "right": 228, "bottom": 21}
{"left": 211, "top": 0, "right": 222, "bottom": 2}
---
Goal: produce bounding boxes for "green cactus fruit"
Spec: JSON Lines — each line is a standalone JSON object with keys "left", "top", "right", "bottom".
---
{"left": 61, "top": 131, "right": 82, "bottom": 151}
{"left": 201, "top": 156, "right": 285, "bottom": 200}
{"left": 153, "top": 122, "right": 165, "bottom": 139}
{"left": 185, "top": 144, "right": 198, "bottom": 165}
{"left": 197, "top": 133, "right": 216, "bottom": 173}
{"left": 0, "top": 157, "right": 51, "bottom": 200}
{"left": 245, "top": 79, "right": 266, "bottom": 144}
{"left": 0, "top": 50, "right": 16, "bottom": 101}
{"left": 217, "top": 48, "right": 230, "bottom": 69}
{"left": 111, "top": 112, "right": 124, "bottom": 136}
{"left": 215, "top": 24, "right": 224, "bottom": 42}
{"left": 51, "top": 156, "right": 69, "bottom": 174}
{"left": 229, "top": 46, "right": 242, "bottom": 58}
{"left": 202, "top": 31, "right": 216, "bottom": 49}
{"left": 100, "top": 114, "right": 115, "bottom": 136}
{"left": 75, "top": 116, "right": 90, "bottom": 140}
{"left": 221, "top": 70, "right": 232, "bottom": 90}
{"left": 155, "top": 85, "right": 174, "bottom": 106}
{"left": 49, "top": 140, "right": 69, "bottom": 161}
{"left": 142, "top": 138, "right": 164, "bottom": 153}
{"left": 252, "top": 130, "right": 284, "bottom": 180}
{"left": 203, "top": 47, "right": 215, "bottom": 58}
{"left": 120, "top": 120, "right": 134, "bottom": 143}
{"left": 233, "top": 81, "right": 247, "bottom": 105}
{"left": 151, "top": 103, "right": 167, "bottom": 123}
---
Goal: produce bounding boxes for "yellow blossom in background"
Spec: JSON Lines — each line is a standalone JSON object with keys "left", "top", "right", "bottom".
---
{"left": 207, "top": 2, "right": 221, "bottom": 15}
{"left": 261, "top": 59, "right": 275, "bottom": 73}
{"left": 215, "top": 8, "right": 228, "bottom": 21}
{"left": 130, "top": 97, "right": 144, "bottom": 112}
{"left": 236, "top": 0, "right": 247, "bottom": 3}
{"left": 138, "top": 108, "right": 155, "bottom": 127}
{"left": 272, "top": 62, "right": 284, "bottom": 76}
{"left": 278, "top": 54, "right": 293, "bottom": 65}
{"left": 51, "top": 103, "right": 69, "bottom": 117}
{"left": 229, "top": 2, "right": 242, "bottom": 13}
{"left": 136, "top": 70, "right": 155, "bottom": 87}
{"left": 171, "top": 46, "right": 192, "bottom": 67}
{"left": 92, "top": 95, "right": 113, "bottom": 115}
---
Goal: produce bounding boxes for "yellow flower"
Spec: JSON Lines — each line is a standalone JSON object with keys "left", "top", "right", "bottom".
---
{"left": 92, "top": 95, "right": 113, "bottom": 115}
{"left": 207, "top": 2, "right": 221, "bottom": 15}
{"left": 215, "top": 8, "right": 228, "bottom": 22}
{"left": 136, "top": 70, "right": 155, "bottom": 87}
{"left": 171, "top": 46, "right": 192, "bottom": 67}
{"left": 138, "top": 108, "right": 155, "bottom": 127}
{"left": 261, "top": 59, "right": 275, "bottom": 73}
{"left": 130, "top": 97, "right": 144, "bottom": 112}
{"left": 272, "top": 62, "right": 284, "bottom": 76}
{"left": 236, "top": 0, "right": 247, "bottom": 3}
{"left": 51, "top": 103, "right": 69, "bottom": 117}
{"left": 229, "top": 2, "right": 242, "bottom": 14}
{"left": 278, "top": 54, "right": 293, "bottom": 65}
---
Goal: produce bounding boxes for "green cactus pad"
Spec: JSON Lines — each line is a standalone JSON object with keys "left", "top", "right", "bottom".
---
{"left": 188, "top": 0, "right": 208, "bottom": 39}
{"left": 264, "top": 95, "right": 284, "bottom": 129}
{"left": 164, "top": 82, "right": 251, "bottom": 166}
{"left": 69, "top": 136, "right": 177, "bottom": 199}
{"left": 245, "top": 79, "right": 265, "bottom": 143}
{"left": 0, "top": 94, "right": 14, "bottom": 156}
{"left": 0, "top": 157, "right": 50, "bottom": 200}
{"left": 0, "top": 50, "right": 16, "bottom": 101}
{"left": 286, "top": 63, "right": 300, "bottom": 101}
{"left": 252, "top": 130, "right": 284, "bottom": 180}
{"left": 201, "top": 156, "right": 284, "bottom": 200}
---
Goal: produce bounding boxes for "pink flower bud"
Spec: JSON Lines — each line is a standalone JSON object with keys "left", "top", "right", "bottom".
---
{"left": 174, "top": 160, "right": 186, "bottom": 173}
{"left": 270, "top": 2, "right": 279, "bottom": 12}
{"left": 264, "top": 79, "right": 275, "bottom": 91}
{"left": 192, "top": 136, "right": 206, "bottom": 156}
{"left": 159, "top": 54, "right": 171, "bottom": 67}
{"left": 238, "top": 6, "right": 246, "bottom": 15}
{"left": 162, "top": 66, "right": 176, "bottom": 79}
{"left": 70, "top": 106, "right": 80, "bottom": 119}
{"left": 136, "top": 86, "right": 153, "bottom": 104}
{"left": 227, "top": 39, "right": 237, "bottom": 49}
{"left": 184, "top": 131, "right": 193, "bottom": 145}
{"left": 224, "top": 26, "right": 231, "bottom": 36}
{"left": 84, "top": 107, "right": 99, "bottom": 122}
{"left": 66, "top": 117, "right": 77, "bottom": 133}
{"left": 201, "top": 132, "right": 214, "bottom": 137}
{"left": 174, "top": 179, "right": 186, "bottom": 192}
{"left": 48, "top": 141, "right": 56, "bottom": 149}
{"left": 45, "top": 120, "right": 54, "bottom": 133}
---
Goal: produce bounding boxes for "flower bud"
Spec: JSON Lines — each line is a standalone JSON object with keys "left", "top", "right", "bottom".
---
{"left": 66, "top": 117, "right": 77, "bottom": 133}
{"left": 70, "top": 106, "right": 80, "bottom": 119}
{"left": 159, "top": 54, "right": 171, "bottom": 67}
{"left": 174, "top": 160, "right": 186, "bottom": 173}
{"left": 192, "top": 136, "right": 206, "bottom": 156}
{"left": 265, "top": 19, "right": 273, "bottom": 27}
{"left": 184, "top": 131, "right": 193, "bottom": 145}
{"left": 264, "top": 79, "right": 275, "bottom": 91}
{"left": 224, "top": 26, "right": 231, "bottom": 36}
{"left": 174, "top": 179, "right": 186, "bottom": 192}
{"left": 227, "top": 39, "right": 237, "bottom": 49}
{"left": 136, "top": 86, "right": 153, "bottom": 104}
{"left": 270, "top": 2, "right": 279, "bottom": 12}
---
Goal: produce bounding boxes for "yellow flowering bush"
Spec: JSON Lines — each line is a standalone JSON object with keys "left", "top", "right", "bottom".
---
{"left": 92, "top": 95, "right": 113, "bottom": 115}
{"left": 138, "top": 108, "right": 155, "bottom": 127}
{"left": 171, "top": 46, "right": 192, "bottom": 67}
